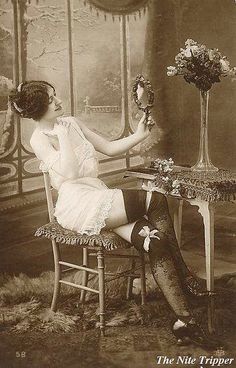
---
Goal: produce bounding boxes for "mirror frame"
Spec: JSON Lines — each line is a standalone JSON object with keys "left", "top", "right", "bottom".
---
{"left": 132, "top": 74, "right": 154, "bottom": 113}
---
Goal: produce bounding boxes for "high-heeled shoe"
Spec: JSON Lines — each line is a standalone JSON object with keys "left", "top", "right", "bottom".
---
{"left": 172, "top": 318, "right": 223, "bottom": 350}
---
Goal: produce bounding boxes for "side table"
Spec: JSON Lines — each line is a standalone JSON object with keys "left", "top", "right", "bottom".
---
{"left": 125, "top": 166, "right": 236, "bottom": 333}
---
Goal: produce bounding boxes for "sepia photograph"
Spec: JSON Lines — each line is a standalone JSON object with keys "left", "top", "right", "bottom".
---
{"left": 0, "top": 0, "right": 236, "bottom": 367}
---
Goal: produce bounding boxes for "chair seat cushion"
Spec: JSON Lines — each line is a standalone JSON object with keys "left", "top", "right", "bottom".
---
{"left": 35, "top": 221, "right": 131, "bottom": 251}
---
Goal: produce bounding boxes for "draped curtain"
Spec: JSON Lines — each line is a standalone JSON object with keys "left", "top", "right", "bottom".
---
{"left": 84, "top": 0, "right": 150, "bottom": 15}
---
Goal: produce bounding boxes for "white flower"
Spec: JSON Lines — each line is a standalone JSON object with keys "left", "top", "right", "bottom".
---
{"left": 171, "top": 180, "right": 181, "bottom": 196}
{"left": 208, "top": 49, "right": 215, "bottom": 61}
{"left": 162, "top": 176, "right": 170, "bottom": 183}
{"left": 163, "top": 166, "right": 172, "bottom": 173}
{"left": 172, "top": 179, "right": 180, "bottom": 188}
{"left": 220, "top": 58, "right": 230, "bottom": 73}
{"left": 182, "top": 45, "right": 199, "bottom": 58}
{"left": 229, "top": 67, "right": 236, "bottom": 77}
{"left": 167, "top": 66, "right": 178, "bottom": 76}
{"left": 153, "top": 157, "right": 174, "bottom": 174}
{"left": 191, "top": 46, "right": 203, "bottom": 57}
{"left": 185, "top": 39, "right": 197, "bottom": 47}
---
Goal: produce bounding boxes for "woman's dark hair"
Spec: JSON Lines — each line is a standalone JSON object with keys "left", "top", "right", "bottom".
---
{"left": 9, "top": 80, "right": 55, "bottom": 120}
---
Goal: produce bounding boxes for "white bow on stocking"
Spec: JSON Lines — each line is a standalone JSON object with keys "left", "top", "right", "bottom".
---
{"left": 138, "top": 225, "right": 160, "bottom": 252}
{"left": 141, "top": 181, "right": 157, "bottom": 193}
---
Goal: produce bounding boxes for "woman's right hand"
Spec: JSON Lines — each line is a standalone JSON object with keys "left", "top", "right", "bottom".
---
{"left": 135, "top": 113, "right": 154, "bottom": 139}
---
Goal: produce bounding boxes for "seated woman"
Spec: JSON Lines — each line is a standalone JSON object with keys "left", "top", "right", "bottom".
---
{"left": 9, "top": 80, "right": 220, "bottom": 349}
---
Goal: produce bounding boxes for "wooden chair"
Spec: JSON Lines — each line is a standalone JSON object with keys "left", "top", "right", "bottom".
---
{"left": 35, "top": 172, "right": 147, "bottom": 336}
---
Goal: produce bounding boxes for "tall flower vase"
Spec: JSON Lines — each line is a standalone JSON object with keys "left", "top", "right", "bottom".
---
{"left": 191, "top": 90, "right": 218, "bottom": 172}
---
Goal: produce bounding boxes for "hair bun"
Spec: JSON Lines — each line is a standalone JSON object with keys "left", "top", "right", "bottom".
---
{"left": 8, "top": 80, "right": 55, "bottom": 120}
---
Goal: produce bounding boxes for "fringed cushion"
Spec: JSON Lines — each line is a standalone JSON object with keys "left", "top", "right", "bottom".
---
{"left": 35, "top": 221, "right": 131, "bottom": 251}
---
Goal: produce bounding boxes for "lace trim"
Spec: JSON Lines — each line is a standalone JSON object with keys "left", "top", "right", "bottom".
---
{"left": 81, "top": 189, "right": 120, "bottom": 236}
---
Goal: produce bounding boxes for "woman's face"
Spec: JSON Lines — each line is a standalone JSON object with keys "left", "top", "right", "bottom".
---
{"left": 41, "top": 87, "right": 64, "bottom": 121}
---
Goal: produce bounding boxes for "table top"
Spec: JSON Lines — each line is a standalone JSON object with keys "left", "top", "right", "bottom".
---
{"left": 125, "top": 166, "right": 236, "bottom": 202}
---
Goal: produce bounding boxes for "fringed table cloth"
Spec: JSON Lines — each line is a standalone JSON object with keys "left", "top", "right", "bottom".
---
{"left": 154, "top": 168, "right": 236, "bottom": 202}
{"left": 125, "top": 167, "right": 236, "bottom": 202}
{"left": 125, "top": 166, "right": 236, "bottom": 334}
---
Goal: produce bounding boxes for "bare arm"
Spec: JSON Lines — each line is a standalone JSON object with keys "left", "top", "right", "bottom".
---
{"left": 31, "top": 121, "right": 79, "bottom": 179}
{"left": 77, "top": 114, "right": 152, "bottom": 157}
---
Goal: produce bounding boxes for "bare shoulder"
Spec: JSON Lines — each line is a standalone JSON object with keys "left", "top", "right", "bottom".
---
{"left": 30, "top": 129, "right": 46, "bottom": 148}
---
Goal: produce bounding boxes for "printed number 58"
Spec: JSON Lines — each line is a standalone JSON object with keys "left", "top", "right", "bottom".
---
{"left": 16, "top": 351, "right": 26, "bottom": 358}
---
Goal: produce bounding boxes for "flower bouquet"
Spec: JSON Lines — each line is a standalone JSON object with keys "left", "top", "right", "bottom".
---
{"left": 167, "top": 39, "right": 236, "bottom": 172}
{"left": 150, "top": 158, "right": 181, "bottom": 196}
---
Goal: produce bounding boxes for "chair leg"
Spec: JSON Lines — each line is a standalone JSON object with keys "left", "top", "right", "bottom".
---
{"left": 97, "top": 249, "right": 105, "bottom": 337}
{"left": 51, "top": 240, "right": 61, "bottom": 312}
{"left": 140, "top": 251, "right": 146, "bottom": 305}
{"left": 126, "top": 258, "right": 136, "bottom": 300}
{"left": 80, "top": 247, "right": 89, "bottom": 304}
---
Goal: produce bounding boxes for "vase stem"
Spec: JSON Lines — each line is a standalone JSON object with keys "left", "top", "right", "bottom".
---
{"left": 191, "top": 90, "right": 218, "bottom": 172}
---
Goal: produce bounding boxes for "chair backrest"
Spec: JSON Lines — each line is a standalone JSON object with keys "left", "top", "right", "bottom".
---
{"left": 42, "top": 171, "right": 55, "bottom": 222}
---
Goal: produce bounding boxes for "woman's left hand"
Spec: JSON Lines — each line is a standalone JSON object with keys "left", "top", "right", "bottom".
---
{"left": 43, "top": 119, "right": 71, "bottom": 138}
{"left": 135, "top": 113, "right": 154, "bottom": 139}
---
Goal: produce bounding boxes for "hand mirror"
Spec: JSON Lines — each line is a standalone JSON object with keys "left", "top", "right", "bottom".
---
{"left": 132, "top": 74, "right": 155, "bottom": 130}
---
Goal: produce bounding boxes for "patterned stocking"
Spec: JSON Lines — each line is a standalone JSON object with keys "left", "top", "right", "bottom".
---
{"left": 146, "top": 191, "right": 207, "bottom": 296}
{"left": 131, "top": 217, "right": 191, "bottom": 317}
{"left": 121, "top": 189, "right": 207, "bottom": 297}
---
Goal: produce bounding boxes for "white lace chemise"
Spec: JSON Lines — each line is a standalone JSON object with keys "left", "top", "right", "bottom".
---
{"left": 39, "top": 116, "right": 121, "bottom": 235}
